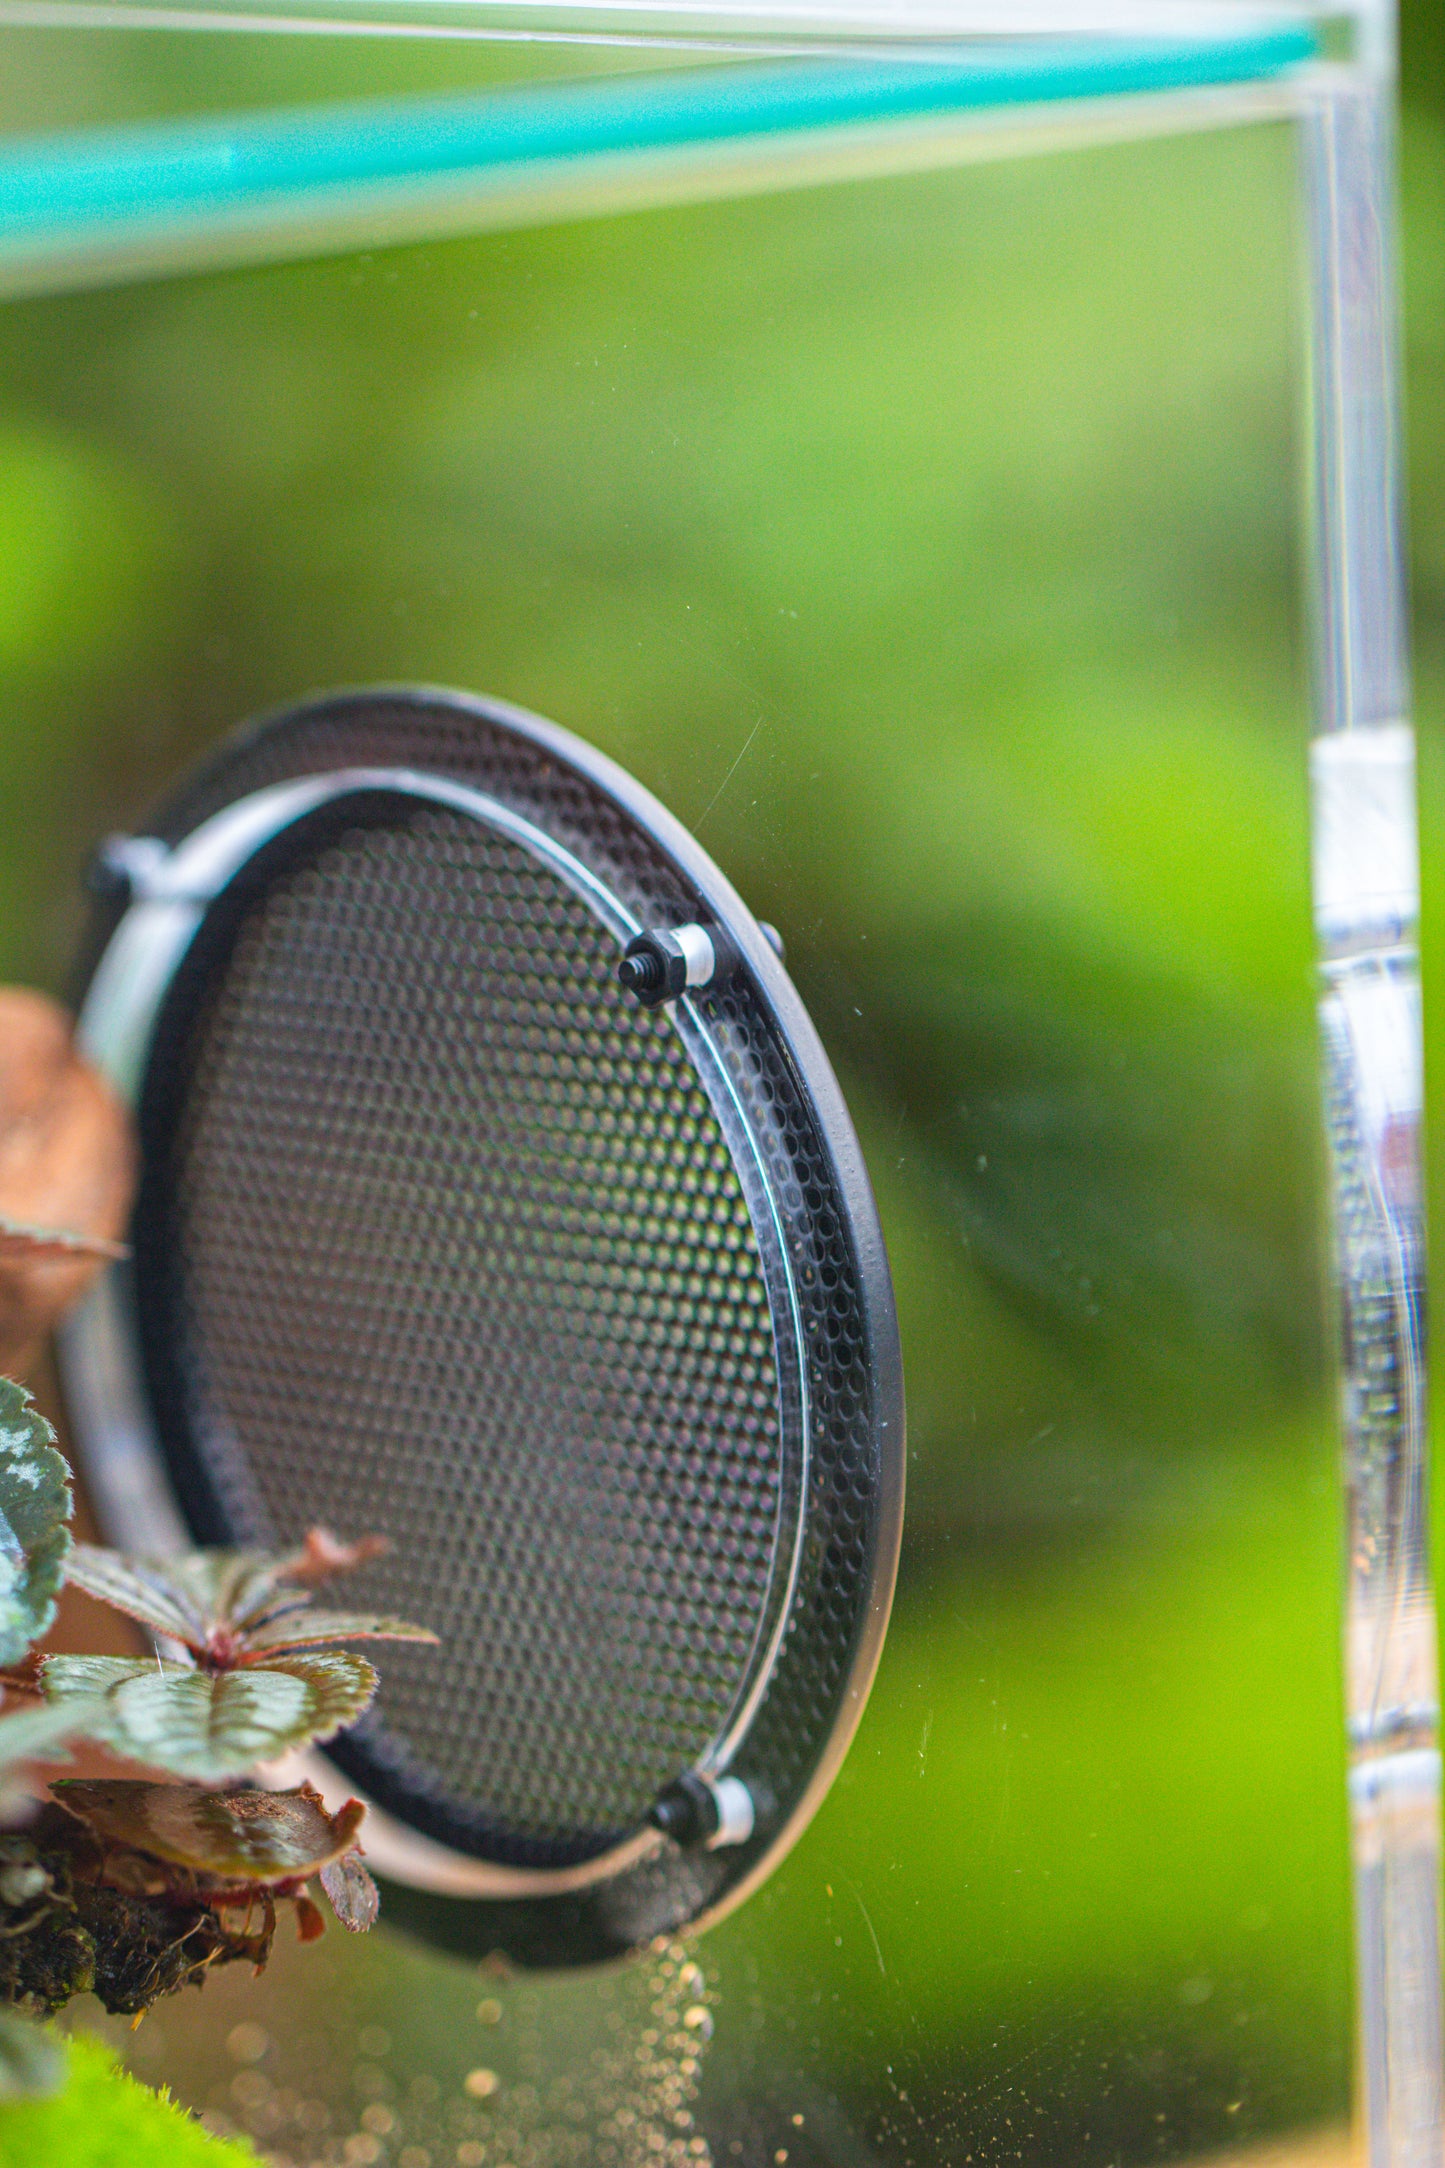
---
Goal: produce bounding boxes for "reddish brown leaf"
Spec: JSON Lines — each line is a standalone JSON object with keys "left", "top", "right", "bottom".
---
{"left": 295, "top": 1892, "right": 327, "bottom": 1942}
{"left": 279, "top": 1530, "right": 389, "bottom": 1588}
{"left": 319, "top": 1849, "right": 379, "bottom": 1932}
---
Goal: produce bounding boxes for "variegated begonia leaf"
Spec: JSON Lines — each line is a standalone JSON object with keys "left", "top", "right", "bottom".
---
{"left": 163, "top": 1531, "right": 386, "bottom": 1635}
{"left": 319, "top": 1850, "right": 380, "bottom": 1933}
{"left": 64, "top": 1542, "right": 295, "bottom": 1652}
{"left": 0, "top": 1692, "right": 110, "bottom": 1825}
{"left": 62, "top": 1544, "right": 206, "bottom": 1649}
{"left": 158, "top": 1547, "right": 297, "bottom": 1633}
{"left": 0, "top": 1692, "right": 106, "bottom": 1771}
{"left": 64, "top": 1527, "right": 431, "bottom": 1666}
{"left": 0, "top": 2008, "right": 65, "bottom": 2100}
{"left": 0, "top": 1377, "right": 72, "bottom": 1667}
{"left": 50, "top": 1777, "right": 366, "bottom": 1884}
{"left": 239, "top": 1607, "right": 438, "bottom": 1657}
{"left": 40, "top": 1651, "right": 379, "bottom": 1783}
{"left": 220, "top": 1531, "right": 387, "bottom": 1633}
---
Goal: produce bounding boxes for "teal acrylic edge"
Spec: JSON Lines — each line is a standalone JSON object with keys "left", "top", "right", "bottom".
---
{"left": 0, "top": 27, "right": 1318, "bottom": 239}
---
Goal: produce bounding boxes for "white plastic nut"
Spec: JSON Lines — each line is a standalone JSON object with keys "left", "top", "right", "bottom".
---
{"left": 705, "top": 1775, "right": 756, "bottom": 1850}
{"left": 673, "top": 923, "right": 717, "bottom": 990}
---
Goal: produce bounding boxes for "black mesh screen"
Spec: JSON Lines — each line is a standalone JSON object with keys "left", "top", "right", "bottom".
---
{"left": 135, "top": 798, "right": 791, "bottom": 1869}
{"left": 80, "top": 690, "right": 903, "bottom": 1954}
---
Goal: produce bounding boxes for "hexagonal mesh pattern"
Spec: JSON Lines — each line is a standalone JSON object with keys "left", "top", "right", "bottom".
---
{"left": 72, "top": 690, "right": 905, "bottom": 1953}
{"left": 135, "top": 798, "right": 789, "bottom": 1869}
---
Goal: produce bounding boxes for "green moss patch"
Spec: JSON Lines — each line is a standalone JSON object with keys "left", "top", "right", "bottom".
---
{"left": 0, "top": 2030, "right": 257, "bottom": 2168}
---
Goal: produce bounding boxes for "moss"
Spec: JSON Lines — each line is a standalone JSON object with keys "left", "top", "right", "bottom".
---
{"left": 0, "top": 2030, "right": 258, "bottom": 2168}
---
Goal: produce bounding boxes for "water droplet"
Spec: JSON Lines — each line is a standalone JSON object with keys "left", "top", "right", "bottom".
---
{"left": 465, "top": 2069, "right": 501, "bottom": 2101}
{"left": 681, "top": 2007, "right": 713, "bottom": 2041}
{"left": 476, "top": 1998, "right": 504, "bottom": 2027}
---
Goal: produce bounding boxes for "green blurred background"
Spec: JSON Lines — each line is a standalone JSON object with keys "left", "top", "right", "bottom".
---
{"left": 3, "top": 13, "right": 1444, "bottom": 2166}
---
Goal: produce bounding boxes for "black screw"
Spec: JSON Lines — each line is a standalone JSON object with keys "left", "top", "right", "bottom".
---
{"left": 618, "top": 946, "right": 667, "bottom": 999}
{"left": 618, "top": 930, "right": 690, "bottom": 1008}
{"left": 649, "top": 1773, "right": 720, "bottom": 1848}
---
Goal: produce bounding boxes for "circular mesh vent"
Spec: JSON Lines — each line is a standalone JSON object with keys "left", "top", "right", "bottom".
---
{"left": 142, "top": 801, "right": 789, "bottom": 1867}
{"left": 64, "top": 688, "right": 903, "bottom": 1964}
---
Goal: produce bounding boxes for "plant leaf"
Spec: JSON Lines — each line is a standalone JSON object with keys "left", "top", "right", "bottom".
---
{"left": 64, "top": 1530, "right": 413, "bottom": 1668}
{"left": 0, "top": 1216, "right": 126, "bottom": 1263}
{"left": 42, "top": 1651, "right": 379, "bottom": 1782}
{"left": 36, "top": 1652, "right": 155, "bottom": 1701}
{"left": 65, "top": 1543, "right": 291, "bottom": 1650}
{"left": 63, "top": 1544, "right": 205, "bottom": 1648}
{"left": 319, "top": 1850, "right": 380, "bottom": 1933}
{"left": 50, "top": 1778, "right": 366, "bottom": 1884}
{"left": 0, "top": 1692, "right": 106, "bottom": 1770}
{"left": 165, "top": 1548, "right": 288, "bottom": 1630}
{"left": 239, "top": 1607, "right": 438, "bottom": 1656}
{"left": 269, "top": 1528, "right": 388, "bottom": 1593}
{"left": 0, "top": 2009, "right": 66, "bottom": 2100}
{"left": 167, "top": 1531, "right": 389, "bottom": 1635}
{"left": 0, "top": 1378, "right": 72, "bottom": 1667}
{"left": 0, "top": 1693, "right": 108, "bottom": 1822}
{"left": 252, "top": 1651, "right": 380, "bottom": 1740}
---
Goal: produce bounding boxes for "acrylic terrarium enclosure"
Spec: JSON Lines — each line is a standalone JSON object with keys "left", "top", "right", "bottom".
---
{"left": 0, "top": 6, "right": 1439, "bottom": 2168}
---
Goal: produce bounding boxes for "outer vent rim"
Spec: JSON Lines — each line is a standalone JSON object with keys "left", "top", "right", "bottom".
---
{"left": 59, "top": 685, "right": 904, "bottom": 1967}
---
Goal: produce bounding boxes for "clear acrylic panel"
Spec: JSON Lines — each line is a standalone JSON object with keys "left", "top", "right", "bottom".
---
{"left": 0, "top": 7, "right": 1435, "bottom": 2168}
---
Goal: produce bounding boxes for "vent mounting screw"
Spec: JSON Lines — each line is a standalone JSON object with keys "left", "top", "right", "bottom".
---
{"left": 650, "top": 1772, "right": 756, "bottom": 1850}
{"left": 618, "top": 924, "right": 717, "bottom": 1007}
